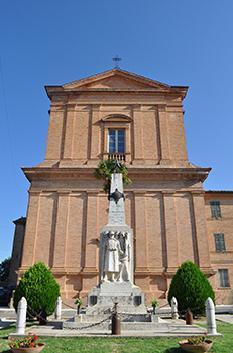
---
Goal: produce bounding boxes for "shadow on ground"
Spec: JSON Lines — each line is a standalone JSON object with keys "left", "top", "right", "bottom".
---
{"left": 165, "top": 348, "right": 182, "bottom": 353}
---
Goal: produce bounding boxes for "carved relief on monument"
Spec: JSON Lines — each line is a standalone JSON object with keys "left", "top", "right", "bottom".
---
{"left": 100, "top": 230, "right": 132, "bottom": 283}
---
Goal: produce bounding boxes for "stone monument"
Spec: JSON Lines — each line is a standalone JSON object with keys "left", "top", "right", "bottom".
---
{"left": 87, "top": 170, "right": 146, "bottom": 314}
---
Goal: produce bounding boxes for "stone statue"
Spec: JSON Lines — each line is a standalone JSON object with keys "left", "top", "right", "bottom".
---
{"left": 118, "top": 232, "right": 131, "bottom": 282}
{"left": 103, "top": 231, "right": 123, "bottom": 282}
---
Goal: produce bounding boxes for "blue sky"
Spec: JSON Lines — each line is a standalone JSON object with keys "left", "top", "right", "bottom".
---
{"left": 0, "top": 0, "right": 233, "bottom": 262}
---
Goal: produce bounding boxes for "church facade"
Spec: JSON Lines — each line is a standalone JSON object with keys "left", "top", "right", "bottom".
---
{"left": 9, "top": 69, "right": 233, "bottom": 305}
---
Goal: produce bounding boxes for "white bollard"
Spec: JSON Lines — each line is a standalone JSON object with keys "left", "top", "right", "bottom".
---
{"left": 16, "top": 297, "right": 27, "bottom": 335}
{"left": 54, "top": 296, "right": 62, "bottom": 320}
{"left": 205, "top": 297, "right": 217, "bottom": 335}
{"left": 171, "top": 297, "right": 179, "bottom": 320}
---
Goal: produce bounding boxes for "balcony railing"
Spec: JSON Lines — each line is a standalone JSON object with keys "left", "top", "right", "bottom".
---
{"left": 108, "top": 153, "right": 126, "bottom": 162}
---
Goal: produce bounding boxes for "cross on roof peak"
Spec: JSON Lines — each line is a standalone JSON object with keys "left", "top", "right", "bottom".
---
{"left": 112, "top": 55, "right": 122, "bottom": 68}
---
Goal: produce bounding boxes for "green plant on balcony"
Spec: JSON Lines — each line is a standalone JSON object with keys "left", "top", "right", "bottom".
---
{"left": 94, "top": 159, "right": 131, "bottom": 193}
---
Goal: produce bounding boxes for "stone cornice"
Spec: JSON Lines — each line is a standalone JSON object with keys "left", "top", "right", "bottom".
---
{"left": 165, "top": 267, "right": 215, "bottom": 277}
{"left": 45, "top": 88, "right": 187, "bottom": 101}
{"left": 22, "top": 165, "right": 211, "bottom": 183}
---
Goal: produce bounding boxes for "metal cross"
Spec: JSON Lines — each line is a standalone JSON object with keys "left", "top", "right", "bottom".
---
{"left": 112, "top": 55, "right": 122, "bottom": 68}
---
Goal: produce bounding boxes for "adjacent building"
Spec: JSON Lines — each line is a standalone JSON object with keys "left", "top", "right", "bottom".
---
{"left": 9, "top": 68, "right": 233, "bottom": 304}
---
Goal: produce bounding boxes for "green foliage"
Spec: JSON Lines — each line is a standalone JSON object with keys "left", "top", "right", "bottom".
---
{"left": 1, "top": 323, "right": 233, "bottom": 353}
{"left": 151, "top": 298, "right": 158, "bottom": 307}
{"left": 13, "top": 262, "right": 60, "bottom": 318}
{"left": 74, "top": 298, "right": 82, "bottom": 306}
{"left": 94, "top": 159, "right": 131, "bottom": 193}
{"left": 187, "top": 336, "right": 207, "bottom": 345}
{"left": 9, "top": 334, "right": 40, "bottom": 348}
{"left": 167, "top": 261, "right": 215, "bottom": 315}
{"left": 0, "top": 257, "right": 11, "bottom": 282}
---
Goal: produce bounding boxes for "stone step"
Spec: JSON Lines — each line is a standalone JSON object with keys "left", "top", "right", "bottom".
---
{"left": 63, "top": 320, "right": 111, "bottom": 330}
{"left": 120, "top": 322, "right": 169, "bottom": 331}
{"left": 62, "top": 321, "right": 206, "bottom": 333}
{"left": 68, "top": 313, "right": 152, "bottom": 323}
{"left": 63, "top": 321, "right": 169, "bottom": 331}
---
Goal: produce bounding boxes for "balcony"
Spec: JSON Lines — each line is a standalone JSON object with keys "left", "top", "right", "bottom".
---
{"left": 107, "top": 153, "right": 126, "bottom": 162}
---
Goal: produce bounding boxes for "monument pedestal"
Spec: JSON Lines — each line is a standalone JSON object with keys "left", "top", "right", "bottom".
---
{"left": 87, "top": 281, "right": 146, "bottom": 315}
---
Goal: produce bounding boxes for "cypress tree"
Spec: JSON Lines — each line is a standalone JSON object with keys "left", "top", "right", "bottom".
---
{"left": 13, "top": 262, "right": 60, "bottom": 324}
{"left": 167, "top": 261, "right": 215, "bottom": 315}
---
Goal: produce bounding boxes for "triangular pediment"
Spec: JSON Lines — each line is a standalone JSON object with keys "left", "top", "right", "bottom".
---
{"left": 63, "top": 68, "right": 171, "bottom": 91}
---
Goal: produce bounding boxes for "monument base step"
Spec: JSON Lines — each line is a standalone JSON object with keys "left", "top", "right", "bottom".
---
{"left": 62, "top": 313, "right": 163, "bottom": 330}
{"left": 68, "top": 313, "right": 152, "bottom": 323}
{"left": 63, "top": 321, "right": 169, "bottom": 331}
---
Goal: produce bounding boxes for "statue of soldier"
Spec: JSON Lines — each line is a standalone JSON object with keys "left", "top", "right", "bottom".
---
{"left": 103, "top": 231, "right": 123, "bottom": 282}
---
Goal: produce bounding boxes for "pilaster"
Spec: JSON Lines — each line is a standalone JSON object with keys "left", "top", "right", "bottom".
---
{"left": 162, "top": 192, "right": 179, "bottom": 272}
{"left": 20, "top": 191, "right": 41, "bottom": 268}
{"left": 52, "top": 192, "right": 70, "bottom": 269}
{"left": 82, "top": 192, "right": 99, "bottom": 272}
{"left": 134, "top": 192, "right": 148, "bottom": 272}
{"left": 89, "top": 105, "right": 101, "bottom": 164}
{"left": 191, "top": 192, "right": 212, "bottom": 270}
{"left": 45, "top": 106, "right": 65, "bottom": 161}
{"left": 63, "top": 106, "right": 75, "bottom": 159}
{"left": 132, "top": 105, "right": 144, "bottom": 164}
{"left": 157, "top": 105, "right": 171, "bottom": 165}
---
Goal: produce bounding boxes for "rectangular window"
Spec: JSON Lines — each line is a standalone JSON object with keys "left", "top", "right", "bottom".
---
{"left": 218, "top": 269, "right": 230, "bottom": 287}
{"left": 214, "top": 233, "right": 226, "bottom": 252}
{"left": 210, "top": 201, "right": 221, "bottom": 218}
{"left": 108, "top": 129, "right": 125, "bottom": 153}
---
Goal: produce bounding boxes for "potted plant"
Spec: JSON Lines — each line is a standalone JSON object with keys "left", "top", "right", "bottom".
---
{"left": 151, "top": 298, "right": 158, "bottom": 314}
{"left": 8, "top": 334, "right": 45, "bottom": 353}
{"left": 179, "top": 336, "right": 213, "bottom": 353}
{"left": 74, "top": 298, "right": 83, "bottom": 315}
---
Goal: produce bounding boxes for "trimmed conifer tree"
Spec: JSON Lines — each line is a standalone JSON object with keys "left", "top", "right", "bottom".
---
{"left": 13, "top": 262, "right": 60, "bottom": 324}
{"left": 167, "top": 261, "right": 215, "bottom": 315}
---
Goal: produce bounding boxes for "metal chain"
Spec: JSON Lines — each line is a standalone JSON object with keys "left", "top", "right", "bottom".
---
{"left": 63, "top": 304, "right": 115, "bottom": 330}
{"left": 26, "top": 303, "right": 48, "bottom": 323}
{"left": 65, "top": 314, "right": 112, "bottom": 330}
{"left": 25, "top": 300, "right": 205, "bottom": 329}
{"left": 62, "top": 302, "right": 76, "bottom": 310}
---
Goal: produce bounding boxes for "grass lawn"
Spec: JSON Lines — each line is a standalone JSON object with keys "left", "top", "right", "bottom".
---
{"left": 0, "top": 323, "right": 232, "bottom": 353}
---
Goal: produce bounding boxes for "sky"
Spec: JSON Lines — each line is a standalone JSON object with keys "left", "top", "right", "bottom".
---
{"left": 0, "top": 0, "right": 233, "bottom": 262}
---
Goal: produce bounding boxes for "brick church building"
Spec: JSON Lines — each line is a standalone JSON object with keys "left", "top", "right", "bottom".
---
{"left": 9, "top": 68, "right": 233, "bottom": 305}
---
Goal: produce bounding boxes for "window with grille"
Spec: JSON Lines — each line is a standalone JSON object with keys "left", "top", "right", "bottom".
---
{"left": 210, "top": 201, "right": 221, "bottom": 218}
{"left": 218, "top": 269, "right": 230, "bottom": 287}
{"left": 108, "top": 129, "right": 125, "bottom": 153}
{"left": 214, "top": 233, "right": 226, "bottom": 252}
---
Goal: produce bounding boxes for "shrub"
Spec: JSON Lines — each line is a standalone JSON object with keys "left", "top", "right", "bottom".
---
{"left": 151, "top": 298, "right": 158, "bottom": 308}
{"left": 13, "top": 262, "right": 60, "bottom": 323}
{"left": 167, "top": 261, "right": 215, "bottom": 315}
{"left": 0, "top": 257, "right": 11, "bottom": 282}
{"left": 74, "top": 298, "right": 83, "bottom": 306}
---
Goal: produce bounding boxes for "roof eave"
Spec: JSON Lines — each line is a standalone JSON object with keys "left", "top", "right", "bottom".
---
{"left": 22, "top": 166, "right": 211, "bottom": 183}
{"left": 44, "top": 86, "right": 64, "bottom": 99}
